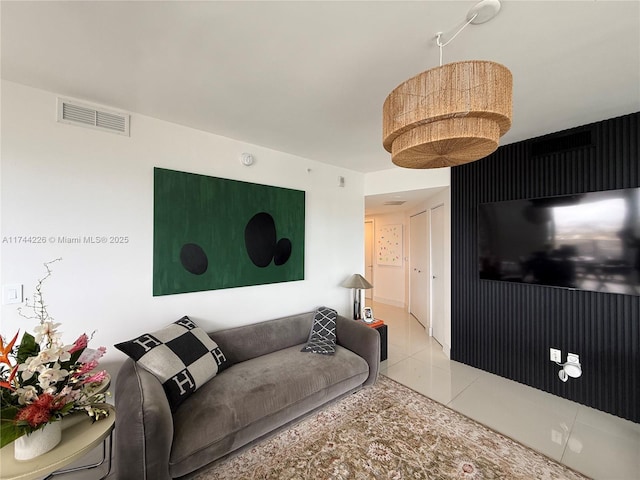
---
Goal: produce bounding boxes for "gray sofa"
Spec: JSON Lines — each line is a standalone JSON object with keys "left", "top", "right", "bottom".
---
{"left": 114, "top": 311, "right": 380, "bottom": 479}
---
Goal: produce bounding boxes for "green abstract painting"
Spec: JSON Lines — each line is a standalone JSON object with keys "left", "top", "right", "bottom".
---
{"left": 153, "top": 168, "right": 305, "bottom": 296}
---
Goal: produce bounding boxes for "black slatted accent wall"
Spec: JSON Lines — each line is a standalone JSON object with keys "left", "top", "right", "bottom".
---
{"left": 451, "top": 112, "right": 639, "bottom": 423}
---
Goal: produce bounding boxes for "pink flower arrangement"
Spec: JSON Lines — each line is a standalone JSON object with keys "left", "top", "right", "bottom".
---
{"left": 68, "top": 333, "right": 88, "bottom": 354}
{"left": 0, "top": 259, "right": 110, "bottom": 448}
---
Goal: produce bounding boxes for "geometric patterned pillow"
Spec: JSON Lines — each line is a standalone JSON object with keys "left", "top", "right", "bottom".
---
{"left": 301, "top": 306, "right": 337, "bottom": 355}
{"left": 114, "top": 316, "right": 231, "bottom": 411}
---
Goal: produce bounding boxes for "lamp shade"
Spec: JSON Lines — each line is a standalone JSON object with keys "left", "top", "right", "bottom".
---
{"left": 383, "top": 60, "right": 512, "bottom": 169}
{"left": 341, "top": 274, "right": 373, "bottom": 290}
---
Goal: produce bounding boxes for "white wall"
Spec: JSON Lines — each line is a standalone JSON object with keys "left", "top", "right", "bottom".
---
{"left": 364, "top": 212, "right": 406, "bottom": 308}
{"left": 0, "top": 81, "right": 365, "bottom": 379}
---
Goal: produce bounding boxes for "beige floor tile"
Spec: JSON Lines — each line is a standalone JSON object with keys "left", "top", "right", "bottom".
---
{"left": 372, "top": 300, "right": 637, "bottom": 480}
{"left": 411, "top": 337, "right": 456, "bottom": 371}
{"left": 384, "top": 356, "right": 481, "bottom": 405}
{"left": 448, "top": 372, "right": 579, "bottom": 461}
{"left": 560, "top": 406, "right": 640, "bottom": 480}
{"left": 382, "top": 342, "right": 411, "bottom": 367}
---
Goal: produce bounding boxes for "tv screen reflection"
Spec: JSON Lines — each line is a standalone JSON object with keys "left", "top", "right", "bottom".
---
{"left": 478, "top": 188, "right": 640, "bottom": 295}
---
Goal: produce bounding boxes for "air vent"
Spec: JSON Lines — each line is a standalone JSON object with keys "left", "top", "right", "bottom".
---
{"left": 57, "top": 98, "right": 130, "bottom": 136}
{"left": 530, "top": 129, "right": 592, "bottom": 156}
{"left": 383, "top": 201, "right": 406, "bottom": 206}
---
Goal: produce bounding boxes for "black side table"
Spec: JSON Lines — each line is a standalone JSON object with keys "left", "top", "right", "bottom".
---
{"left": 361, "top": 320, "right": 388, "bottom": 362}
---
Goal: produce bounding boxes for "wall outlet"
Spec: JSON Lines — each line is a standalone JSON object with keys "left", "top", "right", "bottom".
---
{"left": 550, "top": 348, "right": 562, "bottom": 363}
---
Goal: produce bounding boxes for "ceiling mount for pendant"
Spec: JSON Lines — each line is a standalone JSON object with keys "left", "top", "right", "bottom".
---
{"left": 382, "top": 0, "right": 512, "bottom": 170}
{"left": 467, "top": 0, "right": 502, "bottom": 24}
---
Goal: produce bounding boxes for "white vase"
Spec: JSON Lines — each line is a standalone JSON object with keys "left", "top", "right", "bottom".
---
{"left": 14, "top": 421, "right": 62, "bottom": 461}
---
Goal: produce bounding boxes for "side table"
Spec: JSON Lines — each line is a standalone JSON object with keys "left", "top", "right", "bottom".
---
{"left": 362, "top": 319, "right": 388, "bottom": 362}
{"left": 0, "top": 405, "right": 115, "bottom": 480}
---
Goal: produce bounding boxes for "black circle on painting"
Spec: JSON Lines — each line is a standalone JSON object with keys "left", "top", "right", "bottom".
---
{"left": 180, "top": 243, "right": 208, "bottom": 275}
{"left": 245, "top": 212, "right": 277, "bottom": 268}
{"left": 274, "top": 238, "right": 292, "bottom": 266}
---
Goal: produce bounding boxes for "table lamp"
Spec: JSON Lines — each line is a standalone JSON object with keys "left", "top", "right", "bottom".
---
{"left": 341, "top": 274, "right": 373, "bottom": 320}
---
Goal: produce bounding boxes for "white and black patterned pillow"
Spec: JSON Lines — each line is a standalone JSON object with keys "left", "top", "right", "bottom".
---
{"left": 301, "top": 306, "right": 337, "bottom": 355}
{"left": 115, "top": 316, "right": 231, "bottom": 411}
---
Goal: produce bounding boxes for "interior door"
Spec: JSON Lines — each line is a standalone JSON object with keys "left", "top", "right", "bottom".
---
{"left": 364, "top": 220, "right": 374, "bottom": 300}
{"left": 430, "top": 204, "right": 445, "bottom": 345}
{"left": 409, "top": 211, "right": 429, "bottom": 328}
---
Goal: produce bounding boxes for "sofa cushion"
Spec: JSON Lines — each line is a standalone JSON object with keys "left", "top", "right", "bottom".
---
{"left": 169, "top": 343, "right": 369, "bottom": 476}
{"left": 210, "top": 312, "right": 314, "bottom": 364}
{"left": 114, "top": 316, "right": 231, "bottom": 411}
{"left": 301, "top": 306, "right": 337, "bottom": 354}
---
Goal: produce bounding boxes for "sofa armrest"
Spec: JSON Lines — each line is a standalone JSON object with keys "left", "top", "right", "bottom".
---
{"left": 335, "top": 315, "right": 380, "bottom": 386}
{"left": 114, "top": 359, "right": 174, "bottom": 480}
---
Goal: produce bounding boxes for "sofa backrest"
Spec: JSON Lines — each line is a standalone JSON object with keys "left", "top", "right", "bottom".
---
{"left": 210, "top": 311, "right": 314, "bottom": 364}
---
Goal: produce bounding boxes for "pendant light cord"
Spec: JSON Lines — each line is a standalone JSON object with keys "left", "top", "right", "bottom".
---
{"left": 436, "top": 13, "right": 478, "bottom": 66}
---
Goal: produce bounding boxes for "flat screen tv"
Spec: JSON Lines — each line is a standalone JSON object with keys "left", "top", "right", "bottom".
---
{"left": 478, "top": 187, "right": 640, "bottom": 295}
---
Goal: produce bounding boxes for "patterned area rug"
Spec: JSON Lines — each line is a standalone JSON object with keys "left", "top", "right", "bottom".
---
{"left": 191, "top": 376, "right": 588, "bottom": 479}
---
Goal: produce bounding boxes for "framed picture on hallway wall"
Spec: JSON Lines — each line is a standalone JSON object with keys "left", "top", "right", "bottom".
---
{"left": 377, "top": 224, "right": 402, "bottom": 266}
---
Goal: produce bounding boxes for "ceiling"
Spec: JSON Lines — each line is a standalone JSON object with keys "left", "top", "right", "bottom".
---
{"left": 364, "top": 188, "right": 447, "bottom": 216}
{"left": 1, "top": 1, "right": 639, "bottom": 177}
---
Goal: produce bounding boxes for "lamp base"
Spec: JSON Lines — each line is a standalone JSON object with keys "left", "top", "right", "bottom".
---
{"left": 353, "top": 288, "right": 363, "bottom": 320}
{"left": 353, "top": 295, "right": 361, "bottom": 320}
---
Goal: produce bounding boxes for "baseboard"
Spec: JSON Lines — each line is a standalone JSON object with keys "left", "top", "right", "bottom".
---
{"left": 443, "top": 344, "right": 451, "bottom": 359}
{"left": 372, "top": 296, "right": 405, "bottom": 309}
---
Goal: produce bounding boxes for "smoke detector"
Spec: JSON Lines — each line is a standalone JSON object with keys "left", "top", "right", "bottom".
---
{"left": 240, "top": 153, "right": 254, "bottom": 166}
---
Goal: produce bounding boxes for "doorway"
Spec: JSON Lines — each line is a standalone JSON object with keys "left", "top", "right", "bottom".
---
{"left": 364, "top": 220, "right": 374, "bottom": 300}
{"left": 409, "top": 211, "right": 429, "bottom": 328}
{"left": 430, "top": 204, "right": 445, "bottom": 346}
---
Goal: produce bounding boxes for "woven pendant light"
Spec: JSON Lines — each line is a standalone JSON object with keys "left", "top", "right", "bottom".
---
{"left": 382, "top": 1, "right": 512, "bottom": 169}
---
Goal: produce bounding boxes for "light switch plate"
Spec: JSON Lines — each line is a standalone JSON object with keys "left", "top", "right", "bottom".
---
{"left": 550, "top": 348, "right": 562, "bottom": 363}
{"left": 2, "top": 284, "right": 23, "bottom": 305}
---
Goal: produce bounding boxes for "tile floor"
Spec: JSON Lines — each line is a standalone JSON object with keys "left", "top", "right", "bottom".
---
{"left": 373, "top": 301, "right": 640, "bottom": 480}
